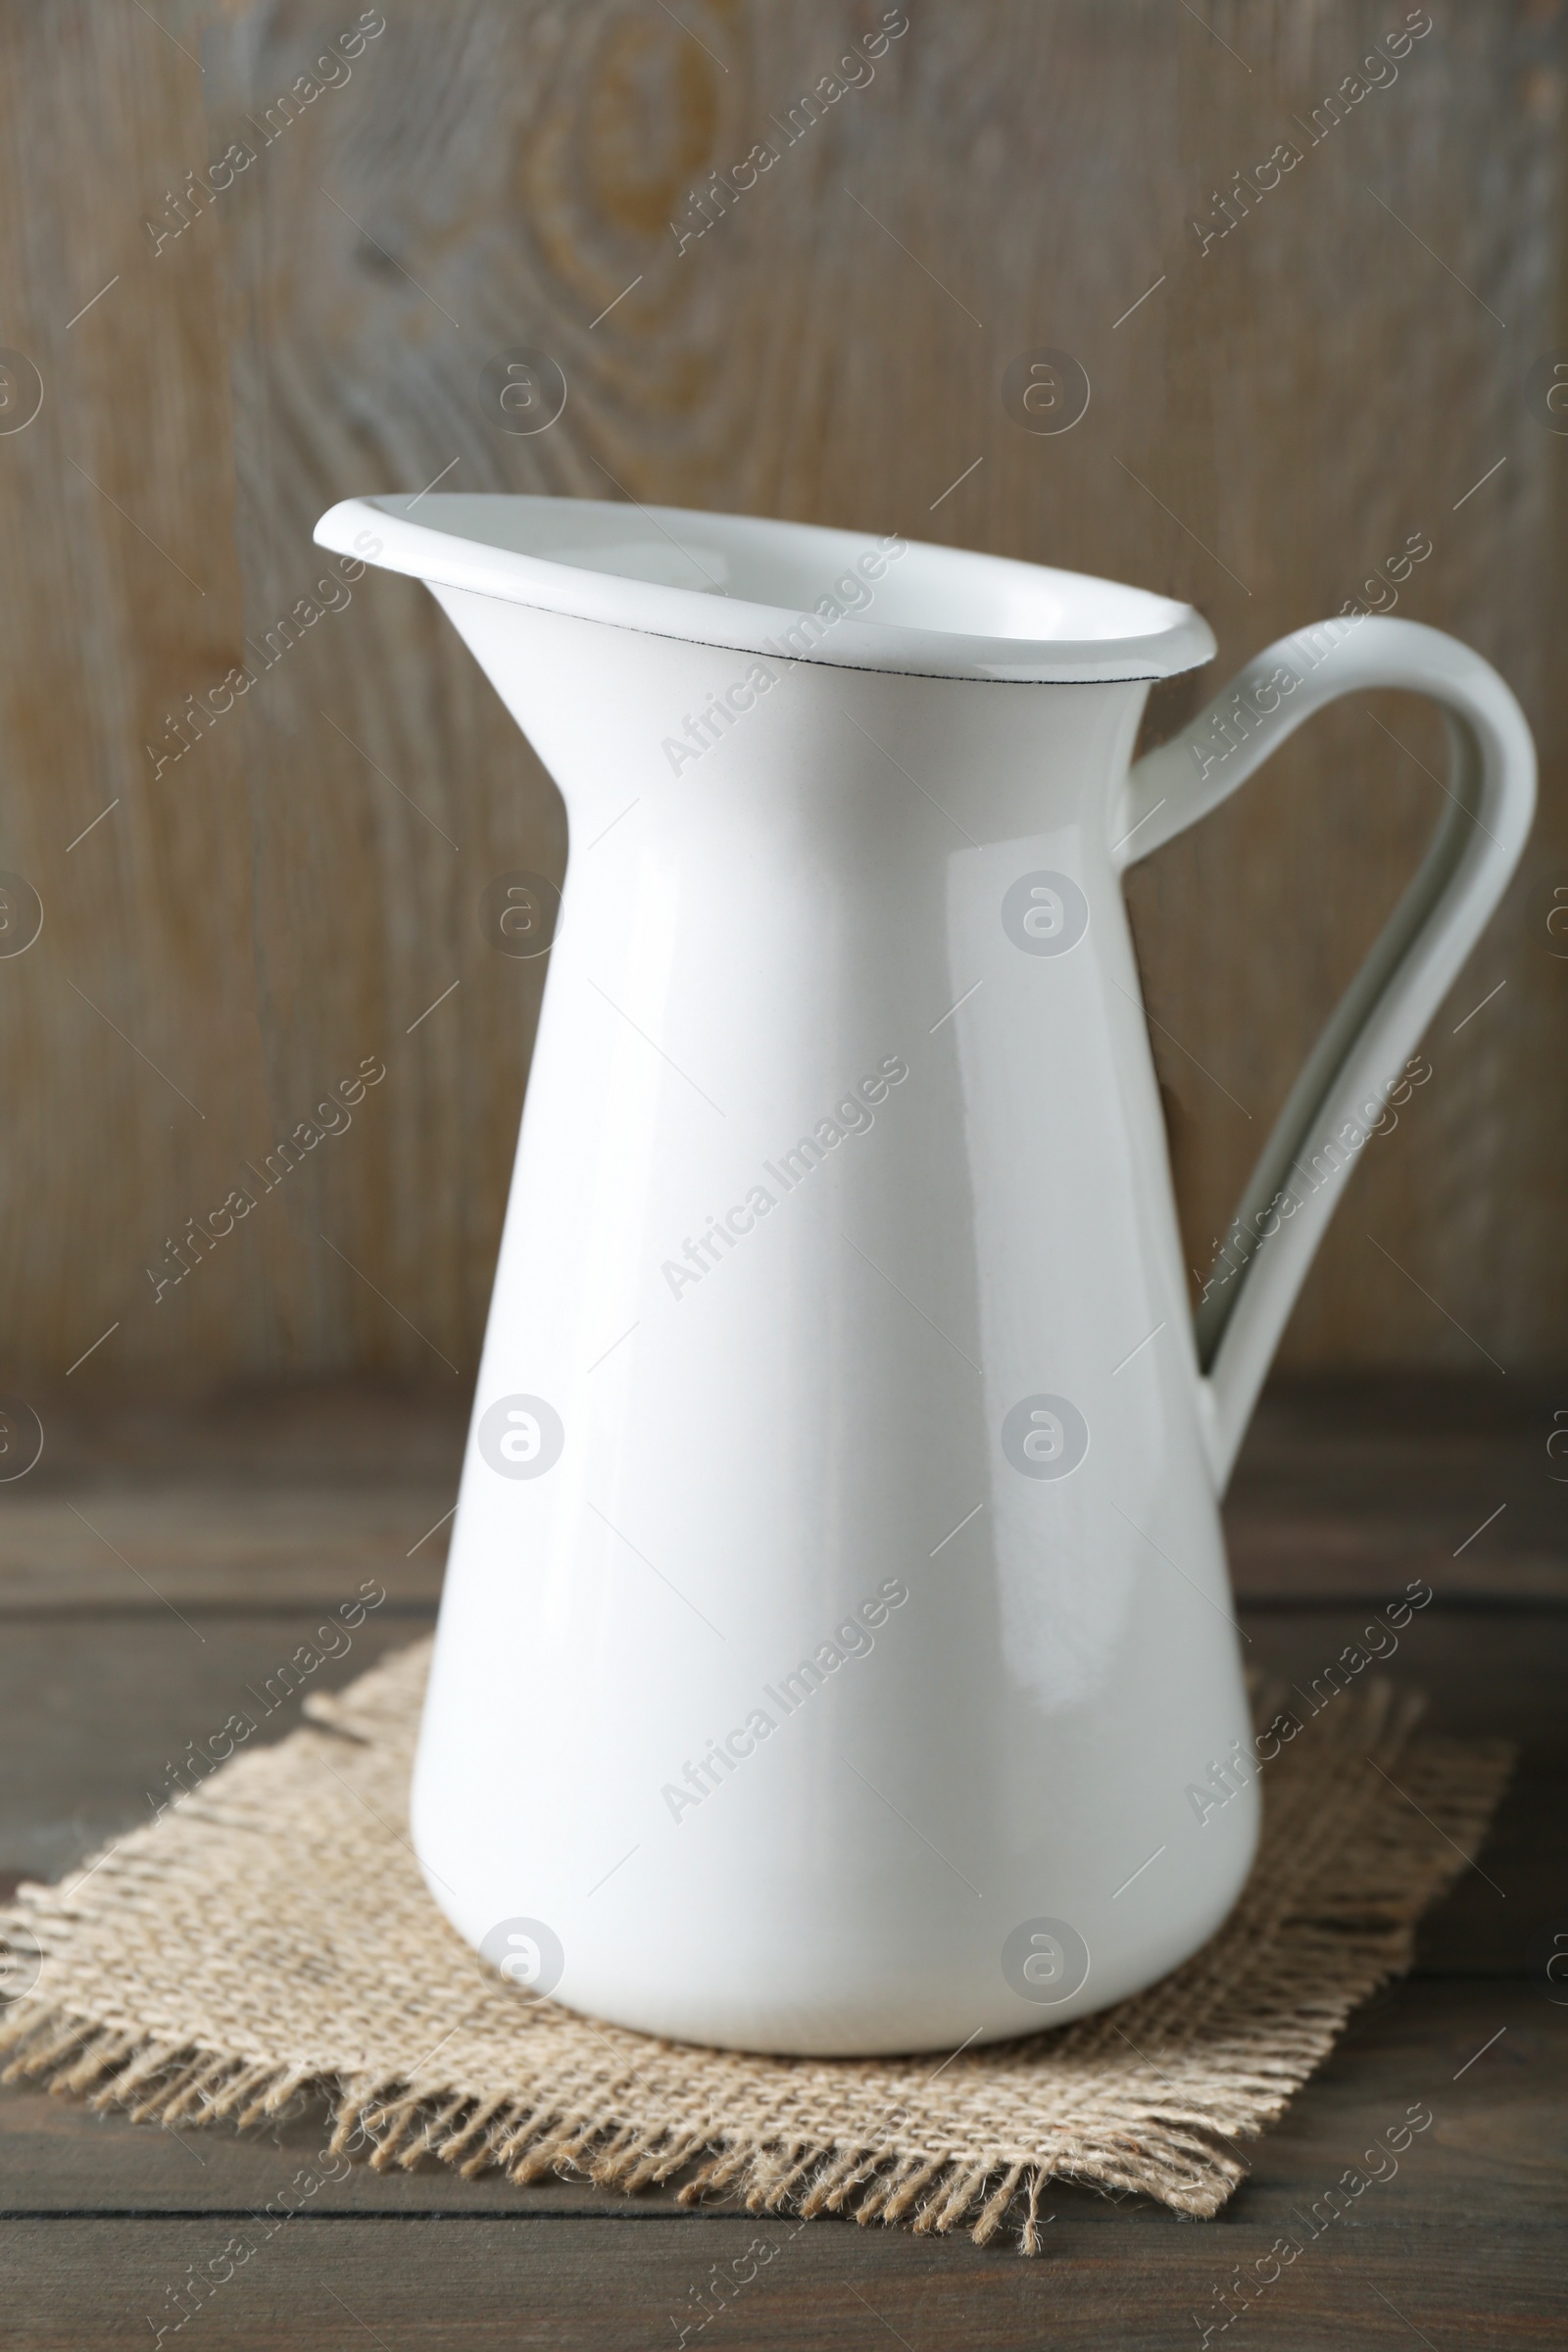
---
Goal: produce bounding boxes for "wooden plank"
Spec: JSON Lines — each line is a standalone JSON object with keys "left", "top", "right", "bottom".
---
{"left": 1, "top": 3, "right": 1560, "bottom": 1388}
{"left": 0, "top": 1376, "right": 1557, "bottom": 1885}
{"left": 0, "top": 1486, "right": 456, "bottom": 1615}
{"left": 143, "top": 0, "right": 1568, "bottom": 1377}
{"left": 0, "top": 1384, "right": 468, "bottom": 1485}
{"left": 0, "top": 2220, "right": 1559, "bottom": 2352}
{"left": 0, "top": 1980, "right": 1561, "bottom": 2352}
{"left": 0, "top": 1385, "right": 466, "bottom": 1611}
{"left": 1241, "top": 1607, "right": 1568, "bottom": 1742}
{"left": 0, "top": 1387, "right": 1558, "bottom": 2336}
{"left": 1, "top": 1975, "right": 1558, "bottom": 2222}
{"left": 0, "top": 1601, "right": 1555, "bottom": 1892}
{"left": 1, "top": 1377, "right": 1559, "bottom": 1612}
{"left": 1413, "top": 1743, "right": 1568, "bottom": 1978}
{"left": 0, "top": 0, "right": 296, "bottom": 1386}
{"left": 4, "top": 1643, "right": 1552, "bottom": 1950}
{"left": 0, "top": 1610, "right": 431, "bottom": 1889}
{"left": 3, "top": 2216, "right": 1558, "bottom": 2352}
{"left": 1227, "top": 1380, "right": 1568, "bottom": 1604}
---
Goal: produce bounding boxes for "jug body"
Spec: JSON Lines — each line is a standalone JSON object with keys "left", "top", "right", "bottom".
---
{"left": 409, "top": 591, "right": 1256, "bottom": 2054}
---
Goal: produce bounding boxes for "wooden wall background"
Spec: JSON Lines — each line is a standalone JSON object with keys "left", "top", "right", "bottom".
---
{"left": 0, "top": 0, "right": 1564, "bottom": 1392}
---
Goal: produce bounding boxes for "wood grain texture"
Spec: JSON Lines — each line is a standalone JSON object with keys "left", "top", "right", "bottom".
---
{"left": 5, "top": 2200, "right": 1560, "bottom": 2352}
{"left": 0, "top": 1984, "right": 1562, "bottom": 2349}
{"left": 0, "top": 1, "right": 1564, "bottom": 1384}
{"left": 0, "top": 1383, "right": 1561, "bottom": 2343}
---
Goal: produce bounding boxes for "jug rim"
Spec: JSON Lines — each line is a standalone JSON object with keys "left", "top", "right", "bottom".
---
{"left": 315, "top": 494, "right": 1217, "bottom": 685}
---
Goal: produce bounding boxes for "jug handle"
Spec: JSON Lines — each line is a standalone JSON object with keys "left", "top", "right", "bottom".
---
{"left": 1112, "top": 615, "right": 1536, "bottom": 1494}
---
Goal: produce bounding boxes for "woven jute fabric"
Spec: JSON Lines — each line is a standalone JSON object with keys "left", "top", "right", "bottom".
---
{"left": 0, "top": 1638, "right": 1511, "bottom": 2252}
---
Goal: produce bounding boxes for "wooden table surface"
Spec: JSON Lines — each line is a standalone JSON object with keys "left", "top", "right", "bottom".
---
{"left": 2, "top": 1380, "right": 1563, "bottom": 2348}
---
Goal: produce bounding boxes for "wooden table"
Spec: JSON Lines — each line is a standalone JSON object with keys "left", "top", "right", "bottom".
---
{"left": 2, "top": 1382, "right": 1563, "bottom": 2347}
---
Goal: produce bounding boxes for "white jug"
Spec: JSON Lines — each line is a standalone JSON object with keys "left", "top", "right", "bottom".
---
{"left": 315, "top": 494, "right": 1534, "bottom": 2055}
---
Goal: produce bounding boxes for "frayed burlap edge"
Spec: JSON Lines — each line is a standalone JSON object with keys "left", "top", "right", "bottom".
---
{"left": 0, "top": 1641, "right": 1514, "bottom": 2254}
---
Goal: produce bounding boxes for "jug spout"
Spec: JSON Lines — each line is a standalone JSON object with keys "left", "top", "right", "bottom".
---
{"left": 315, "top": 490, "right": 1213, "bottom": 834}
{"left": 427, "top": 571, "right": 1157, "bottom": 851}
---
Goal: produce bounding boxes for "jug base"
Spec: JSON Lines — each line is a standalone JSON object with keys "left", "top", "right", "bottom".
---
{"left": 416, "top": 1818, "right": 1259, "bottom": 2061}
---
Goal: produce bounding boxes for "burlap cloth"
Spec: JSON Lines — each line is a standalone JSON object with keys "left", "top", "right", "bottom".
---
{"left": 0, "top": 1638, "right": 1511, "bottom": 2253}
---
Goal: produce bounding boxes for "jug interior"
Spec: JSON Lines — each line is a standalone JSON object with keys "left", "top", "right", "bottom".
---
{"left": 356, "top": 494, "right": 1200, "bottom": 651}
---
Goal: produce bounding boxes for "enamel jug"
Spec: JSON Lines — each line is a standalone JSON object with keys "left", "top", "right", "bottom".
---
{"left": 315, "top": 494, "right": 1534, "bottom": 2055}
